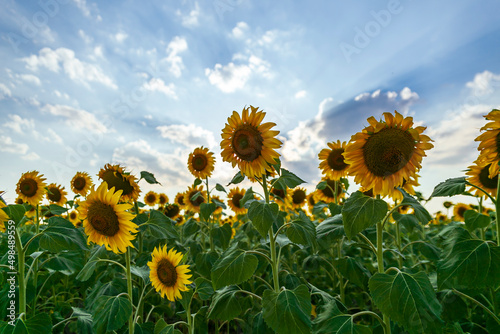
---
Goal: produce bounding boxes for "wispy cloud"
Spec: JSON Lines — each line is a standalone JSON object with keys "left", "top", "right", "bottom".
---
{"left": 177, "top": 2, "right": 200, "bottom": 27}
{"left": 42, "top": 104, "right": 110, "bottom": 134}
{"left": 156, "top": 123, "right": 217, "bottom": 148}
{"left": 161, "top": 36, "right": 188, "bottom": 78}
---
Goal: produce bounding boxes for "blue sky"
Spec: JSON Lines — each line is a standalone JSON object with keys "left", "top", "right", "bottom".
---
{"left": 1, "top": 0, "right": 500, "bottom": 214}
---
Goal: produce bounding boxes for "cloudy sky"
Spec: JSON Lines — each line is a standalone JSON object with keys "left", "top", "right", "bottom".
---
{"left": 1, "top": 0, "right": 500, "bottom": 214}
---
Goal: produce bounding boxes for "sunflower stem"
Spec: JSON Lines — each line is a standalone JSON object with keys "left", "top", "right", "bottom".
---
{"left": 206, "top": 177, "right": 214, "bottom": 252}
{"left": 338, "top": 237, "right": 345, "bottom": 304}
{"left": 126, "top": 247, "right": 135, "bottom": 334}
{"left": 263, "top": 175, "right": 280, "bottom": 292}
{"left": 334, "top": 180, "right": 338, "bottom": 205}
{"left": 395, "top": 220, "right": 403, "bottom": 268}
{"left": 32, "top": 204, "right": 40, "bottom": 316}
{"left": 377, "top": 204, "right": 391, "bottom": 334}
{"left": 15, "top": 227, "right": 26, "bottom": 321}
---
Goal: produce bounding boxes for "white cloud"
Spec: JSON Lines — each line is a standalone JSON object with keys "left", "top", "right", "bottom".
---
{"left": 400, "top": 87, "right": 419, "bottom": 100}
{"left": 156, "top": 123, "right": 217, "bottom": 148}
{"left": 354, "top": 92, "right": 370, "bottom": 101}
{"left": 45, "top": 128, "right": 63, "bottom": 144}
{"left": 42, "top": 104, "right": 109, "bottom": 133}
{"left": 0, "top": 135, "right": 29, "bottom": 155}
{"left": 142, "top": 78, "right": 177, "bottom": 99}
{"left": 21, "top": 47, "right": 117, "bottom": 89}
{"left": 0, "top": 83, "right": 12, "bottom": 99}
{"left": 115, "top": 32, "right": 128, "bottom": 43}
{"left": 161, "top": 36, "right": 188, "bottom": 78}
{"left": 22, "top": 152, "right": 40, "bottom": 161}
{"left": 4, "top": 114, "right": 35, "bottom": 134}
{"left": 73, "top": 0, "right": 101, "bottom": 21}
{"left": 17, "top": 74, "right": 41, "bottom": 86}
{"left": 54, "top": 90, "right": 70, "bottom": 99}
{"left": 232, "top": 22, "right": 249, "bottom": 38}
{"left": 295, "top": 90, "right": 307, "bottom": 99}
{"left": 177, "top": 2, "right": 200, "bottom": 27}
{"left": 78, "top": 29, "right": 93, "bottom": 43}
{"left": 466, "top": 70, "right": 500, "bottom": 96}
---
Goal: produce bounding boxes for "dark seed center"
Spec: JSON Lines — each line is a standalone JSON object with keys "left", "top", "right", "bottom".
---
{"left": 87, "top": 201, "right": 120, "bottom": 236}
{"left": 100, "top": 170, "right": 134, "bottom": 196}
{"left": 157, "top": 259, "right": 177, "bottom": 287}
{"left": 73, "top": 177, "right": 86, "bottom": 191}
{"left": 192, "top": 154, "right": 208, "bottom": 171}
{"left": 328, "top": 148, "right": 348, "bottom": 171}
{"left": 231, "top": 193, "right": 243, "bottom": 208}
{"left": 479, "top": 164, "right": 498, "bottom": 189}
{"left": 48, "top": 187, "right": 62, "bottom": 202}
{"left": 164, "top": 204, "right": 180, "bottom": 218}
{"left": 232, "top": 125, "right": 264, "bottom": 162}
{"left": 21, "top": 179, "right": 38, "bottom": 197}
{"left": 321, "top": 180, "right": 342, "bottom": 198}
{"left": 292, "top": 189, "right": 306, "bottom": 204}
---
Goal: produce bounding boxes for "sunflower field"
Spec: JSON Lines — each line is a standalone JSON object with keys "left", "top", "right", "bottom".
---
{"left": 2, "top": 107, "right": 500, "bottom": 334}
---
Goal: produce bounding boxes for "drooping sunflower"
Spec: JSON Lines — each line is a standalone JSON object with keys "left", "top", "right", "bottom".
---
{"left": 343, "top": 110, "right": 433, "bottom": 200}
{"left": 46, "top": 183, "right": 68, "bottom": 206}
{"left": 314, "top": 177, "right": 345, "bottom": 204}
{"left": 67, "top": 210, "right": 81, "bottom": 227}
{"left": 163, "top": 204, "right": 181, "bottom": 220}
{"left": 318, "top": 140, "right": 349, "bottom": 180}
{"left": 221, "top": 106, "right": 282, "bottom": 179}
{"left": 466, "top": 160, "right": 498, "bottom": 198}
{"left": 77, "top": 182, "right": 138, "bottom": 254}
{"left": 187, "top": 146, "right": 215, "bottom": 179}
{"left": 287, "top": 187, "right": 308, "bottom": 210}
{"left": 158, "top": 193, "right": 169, "bottom": 206}
{"left": 148, "top": 245, "right": 192, "bottom": 302}
{"left": 452, "top": 203, "right": 472, "bottom": 222}
{"left": 98, "top": 164, "right": 140, "bottom": 202}
{"left": 16, "top": 171, "right": 47, "bottom": 206}
{"left": 475, "top": 109, "right": 500, "bottom": 177}
{"left": 70, "top": 171, "right": 93, "bottom": 197}
{"left": 183, "top": 185, "right": 205, "bottom": 213}
{"left": 227, "top": 187, "right": 247, "bottom": 215}
{"left": 175, "top": 192, "right": 186, "bottom": 209}
{"left": 144, "top": 191, "right": 159, "bottom": 207}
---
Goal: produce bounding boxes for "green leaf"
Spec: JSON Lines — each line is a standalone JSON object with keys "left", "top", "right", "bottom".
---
{"left": 211, "top": 197, "right": 227, "bottom": 210}
{"left": 430, "top": 177, "right": 466, "bottom": 198}
{"left": 200, "top": 202, "right": 216, "bottom": 222}
{"left": 37, "top": 216, "right": 88, "bottom": 252}
{"left": 131, "top": 265, "right": 150, "bottom": 284}
{"left": 334, "top": 256, "right": 370, "bottom": 289}
{"left": 274, "top": 169, "right": 306, "bottom": 189}
{"left": 25, "top": 313, "right": 52, "bottom": 334}
{"left": 437, "top": 227, "right": 500, "bottom": 289}
{"left": 464, "top": 209, "right": 490, "bottom": 231}
{"left": 207, "top": 286, "right": 243, "bottom": 321}
{"left": 43, "top": 204, "right": 68, "bottom": 215}
{"left": 240, "top": 187, "right": 255, "bottom": 207}
{"left": 44, "top": 250, "right": 85, "bottom": 275}
{"left": 195, "top": 277, "right": 215, "bottom": 301}
{"left": 140, "top": 171, "right": 161, "bottom": 185}
{"left": 399, "top": 189, "right": 432, "bottom": 224}
{"left": 76, "top": 246, "right": 107, "bottom": 282}
{"left": 194, "top": 178, "right": 202, "bottom": 187}
{"left": 392, "top": 212, "right": 421, "bottom": 234}
{"left": 211, "top": 223, "right": 232, "bottom": 250}
{"left": 183, "top": 217, "right": 200, "bottom": 237}
{"left": 247, "top": 201, "right": 279, "bottom": 237}
{"left": 316, "top": 181, "right": 327, "bottom": 190}
{"left": 215, "top": 183, "right": 227, "bottom": 193}
{"left": 142, "top": 210, "right": 179, "bottom": 240}
{"left": 154, "top": 319, "right": 176, "bottom": 334}
{"left": 439, "top": 290, "right": 468, "bottom": 323}
{"left": 3, "top": 204, "right": 26, "bottom": 225}
{"left": 72, "top": 307, "right": 94, "bottom": 334}
{"left": 227, "top": 171, "right": 245, "bottom": 186}
{"left": 329, "top": 203, "right": 342, "bottom": 216}
{"left": 316, "top": 215, "right": 345, "bottom": 244}
{"left": 369, "top": 270, "right": 443, "bottom": 334}
{"left": 313, "top": 299, "right": 371, "bottom": 334}
{"left": 92, "top": 295, "right": 132, "bottom": 333}
{"left": 262, "top": 284, "right": 311, "bottom": 334}
{"left": 211, "top": 246, "right": 258, "bottom": 289}
{"left": 341, "top": 191, "right": 387, "bottom": 239}
{"left": 286, "top": 213, "right": 316, "bottom": 247}
{"left": 195, "top": 251, "right": 219, "bottom": 278}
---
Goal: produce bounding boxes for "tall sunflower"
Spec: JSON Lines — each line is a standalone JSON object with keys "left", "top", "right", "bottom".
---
{"left": 148, "top": 245, "right": 192, "bottom": 301}
{"left": 466, "top": 160, "right": 498, "bottom": 198}
{"left": 288, "top": 187, "right": 308, "bottom": 210}
{"left": 475, "top": 109, "right": 500, "bottom": 177}
{"left": 77, "top": 182, "right": 138, "bottom": 254}
{"left": 184, "top": 185, "right": 205, "bottom": 213}
{"left": 227, "top": 187, "right": 247, "bottom": 215}
{"left": 221, "top": 106, "right": 282, "bottom": 179}
{"left": 144, "top": 191, "right": 159, "bottom": 207}
{"left": 188, "top": 147, "right": 215, "bottom": 179}
{"left": 343, "top": 110, "right": 433, "bottom": 200}
{"left": 98, "top": 164, "right": 140, "bottom": 202}
{"left": 46, "top": 183, "right": 68, "bottom": 206}
{"left": 71, "top": 171, "right": 93, "bottom": 197}
{"left": 16, "top": 171, "right": 47, "bottom": 206}
{"left": 318, "top": 140, "right": 349, "bottom": 180}
{"left": 158, "top": 193, "right": 169, "bottom": 206}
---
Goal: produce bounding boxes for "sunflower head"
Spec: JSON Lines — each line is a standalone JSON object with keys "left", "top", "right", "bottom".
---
{"left": 46, "top": 183, "right": 68, "bottom": 206}
{"left": 163, "top": 204, "right": 181, "bottom": 219}
{"left": 188, "top": 146, "right": 215, "bottom": 179}
{"left": 288, "top": 187, "right": 307, "bottom": 210}
{"left": 67, "top": 210, "right": 81, "bottom": 227}
{"left": 184, "top": 185, "right": 205, "bottom": 213}
{"left": 221, "top": 106, "right": 282, "bottom": 179}
{"left": 475, "top": 109, "right": 500, "bottom": 177}
{"left": 144, "top": 191, "right": 159, "bottom": 207}
{"left": 318, "top": 140, "right": 349, "bottom": 180}
{"left": 314, "top": 177, "right": 345, "bottom": 204}
{"left": 227, "top": 187, "right": 247, "bottom": 215}
{"left": 343, "top": 110, "right": 433, "bottom": 200}
{"left": 158, "top": 193, "right": 169, "bottom": 206}
{"left": 71, "top": 171, "right": 93, "bottom": 197}
{"left": 16, "top": 171, "right": 47, "bottom": 206}
{"left": 0, "top": 200, "right": 8, "bottom": 233}
{"left": 148, "top": 245, "right": 192, "bottom": 302}
{"left": 452, "top": 203, "right": 472, "bottom": 222}
{"left": 98, "top": 164, "right": 141, "bottom": 202}
{"left": 175, "top": 192, "right": 186, "bottom": 208}
{"left": 78, "top": 182, "right": 138, "bottom": 254}
{"left": 466, "top": 160, "right": 498, "bottom": 198}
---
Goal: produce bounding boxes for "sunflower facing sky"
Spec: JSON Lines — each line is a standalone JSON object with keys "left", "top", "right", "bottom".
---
{"left": 16, "top": 171, "right": 47, "bottom": 206}
{"left": 221, "top": 106, "right": 282, "bottom": 179}
{"left": 148, "top": 245, "right": 192, "bottom": 302}
{"left": 70, "top": 171, "right": 93, "bottom": 197}
{"left": 98, "top": 164, "right": 140, "bottom": 202}
{"left": 343, "top": 110, "right": 433, "bottom": 200}
{"left": 475, "top": 109, "right": 500, "bottom": 178}
{"left": 466, "top": 160, "right": 498, "bottom": 198}
{"left": 46, "top": 183, "right": 68, "bottom": 206}
{"left": 77, "top": 182, "right": 138, "bottom": 254}
{"left": 187, "top": 146, "right": 215, "bottom": 179}
{"left": 318, "top": 140, "right": 349, "bottom": 180}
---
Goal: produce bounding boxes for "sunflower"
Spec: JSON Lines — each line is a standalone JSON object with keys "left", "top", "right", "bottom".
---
{"left": 0, "top": 200, "right": 8, "bottom": 233}
{"left": 70, "top": 171, "right": 93, "bottom": 197}
{"left": 98, "top": 164, "right": 140, "bottom": 202}
{"left": 314, "top": 177, "right": 345, "bottom": 204}
{"left": 163, "top": 204, "right": 181, "bottom": 220}
{"left": 287, "top": 187, "right": 307, "bottom": 210}
{"left": 466, "top": 160, "right": 498, "bottom": 198}
{"left": 148, "top": 245, "right": 192, "bottom": 301}
{"left": 221, "top": 106, "right": 282, "bottom": 179}
{"left": 16, "top": 171, "right": 47, "bottom": 206}
{"left": 227, "top": 187, "right": 247, "bottom": 215}
{"left": 67, "top": 210, "right": 81, "bottom": 227}
{"left": 343, "top": 110, "right": 433, "bottom": 200}
{"left": 452, "top": 203, "right": 472, "bottom": 222}
{"left": 443, "top": 201, "right": 453, "bottom": 209}
{"left": 475, "top": 109, "right": 500, "bottom": 177}
{"left": 77, "top": 182, "right": 138, "bottom": 254}
{"left": 158, "top": 193, "right": 169, "bottom": 206}
{"left": 175, "top": 192, "right": 186, "bottom": 209}
{"left": 46, "top": 183, "right": 68, "bottom": 206}
{"left": 144, "top": 191, "right": 159, "bottom": 207}
{"left": 318, "top": 140, "right": 349, "bottom": 180}
{"left": 187, "top": 147, "right": 215, "bottom": 179}
{"left": 307, "top": 192, "right": 317, "bottom": 213}
{"left": 435, "top": 212, "right": 448, "bottom": 225}
{"left": 270, "top": 186, "right": 287, "bottom": 206}
{"left": 183, "top": 185, "right": 205, "bottom": 213}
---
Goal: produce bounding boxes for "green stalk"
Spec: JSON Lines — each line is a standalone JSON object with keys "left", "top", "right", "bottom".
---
{"left": 32, "top": 204, "right": 40, "bottom": 316}
{"left": 334, "top": 180, "right": 338, "bottom": 205}
{"left": 395, "top": 221, "right": 403, "bottom": 268}
{"left": 496, "top": 176, "right": 500, "bottom": 245}
{"left": 206, "top": 177, "right": 214, "bottom": 251}
{"left": 15, "top": 228, "right": 26, "bottom": 320}
{"left": 376, "top": 197, "right": 391, "bottom": 334}
{"left": 126, "top": 248, "right": 135, "bottom": 334}
{"left": 338, "top": 237, "right": 345, "bottom": 304}
{"left": 263, "top": 175, "right": 280, "bottom": 292}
